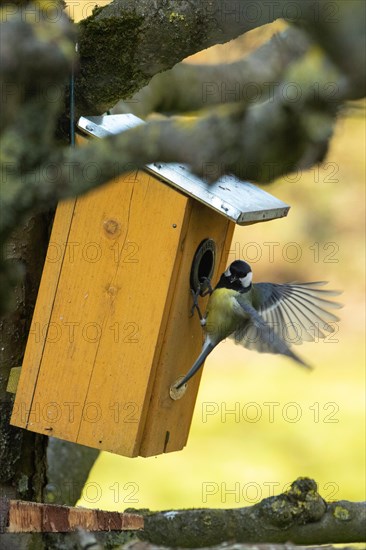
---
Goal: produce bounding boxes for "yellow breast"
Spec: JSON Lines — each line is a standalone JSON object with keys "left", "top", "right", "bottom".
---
{"left": 205, "top": 288, "right": 245, "bottom": 341}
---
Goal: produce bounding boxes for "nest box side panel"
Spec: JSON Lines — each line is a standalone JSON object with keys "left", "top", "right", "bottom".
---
{"left": 12, "top": 170, "right": 189, "bottom": 457}
{"left": 139, "top": 202, "right": 235, "bottom": 457}
{"left": 11, "top": 199, "right": 76, "bottom": 430}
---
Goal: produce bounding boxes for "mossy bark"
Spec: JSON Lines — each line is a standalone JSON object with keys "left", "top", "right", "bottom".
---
{"left": 138, "top": 479, "right": 366, "bottom": 547}
{"left": 75, "top": 0, "right": 277, "bottom": 116}
{"left": 0, "top": 214, "right": 49, "bottom": 549}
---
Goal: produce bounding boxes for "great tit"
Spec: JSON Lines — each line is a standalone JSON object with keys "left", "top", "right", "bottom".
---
{"left": 176, "top": 260, "right": 342, "bottom": 389}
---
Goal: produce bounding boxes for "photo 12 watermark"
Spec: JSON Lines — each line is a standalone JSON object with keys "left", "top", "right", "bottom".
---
{"left": 201, "top": 160, "right": 340, "bottom": 185}
{"left": 201, "top": 80, "right": 340, "bottom": 106}
{"left": 45, "top": 480, "right": 140, "bottom": 505}
{"left": 12, "top": 400, "right": 141, "bottom": 426}
{"left": 201, "top": 1, "right": 340, "bottom": 25}
{"left": 224, "top": 240, "right": 340, "bottom": 264}
{"left": 27, "top": 320, "right": 140, "bottom": 344}
{"left": 201, "top": 401, "right": 340, "bottom": 424}
{"left": 201, "top": 479, "right": 340, "bottom": 504}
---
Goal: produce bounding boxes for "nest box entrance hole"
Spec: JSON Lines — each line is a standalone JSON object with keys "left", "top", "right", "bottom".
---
{"left": 190, "top": 239, "right": 216, "bottom": 294}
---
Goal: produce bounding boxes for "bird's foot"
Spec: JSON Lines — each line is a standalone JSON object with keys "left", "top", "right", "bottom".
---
{"left": 190, "top": 278, "right": 212, "bottom": 319}
{"left": 190, "top": 288, "right": 204, "bottom": 320}
{"left": 199, "top": 277, "right": 213, "bottom": 296}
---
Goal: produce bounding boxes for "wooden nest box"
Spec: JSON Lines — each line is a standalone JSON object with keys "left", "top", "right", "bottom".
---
{"left": 11, "top": 114, "right": 289, "bottom": 457}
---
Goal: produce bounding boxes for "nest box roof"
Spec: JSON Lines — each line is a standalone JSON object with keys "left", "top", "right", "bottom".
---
{"left": 77, "top": 114, "right": 289, "bottom": 225}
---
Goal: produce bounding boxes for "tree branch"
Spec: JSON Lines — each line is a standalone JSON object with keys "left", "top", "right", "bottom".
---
{"left": 75, "top": 0, "right": 279, "bottom": 116}
{"left": 75, "top": 0, "right": 366, "bottom": 115}
{"left": 1, "top": 37, "right": 341, "bottom": 239}
{"left": 288, "top": 0, "right": 366, "bottom": 99}
{"left": 136, "top": 478, "right": 366, "bottom": 547}
{"left": 113, "top": 26, "right": 311, "bottom": 117}
{"left": 124, "top": 546, "right": 360, "bottom": 550}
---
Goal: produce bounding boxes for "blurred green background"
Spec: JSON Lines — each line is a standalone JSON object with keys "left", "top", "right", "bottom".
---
{"left": 73, "top": 14, "right": 365, "bottom": 511}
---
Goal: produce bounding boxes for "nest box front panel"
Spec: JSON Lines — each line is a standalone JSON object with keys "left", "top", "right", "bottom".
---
{"left": 139, "top": 200, "right": 235, "bottom": 456}
{"left": 11, "top": 169, "right": 190, "bottom": 456}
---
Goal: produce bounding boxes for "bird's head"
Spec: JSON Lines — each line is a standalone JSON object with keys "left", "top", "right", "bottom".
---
{"left": 222, "top": 260, "right": 252, "bottom": 291}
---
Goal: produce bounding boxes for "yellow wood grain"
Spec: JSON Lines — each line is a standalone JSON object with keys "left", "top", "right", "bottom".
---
{"left": 139, "top": 202, "right": 235, "bottom": 456}
{"left": 11, "top": 199, "right": 76, "bottom": 429}
{"left": 18, "top": 169, "right": 188, "bottom": 455}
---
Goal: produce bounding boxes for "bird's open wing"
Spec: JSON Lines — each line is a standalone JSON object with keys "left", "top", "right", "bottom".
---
{"left": 232, "top": 301, "right": 310, "bottom": 367}
{"left": 251, "top": 281, "right": 343, "bottom": 345}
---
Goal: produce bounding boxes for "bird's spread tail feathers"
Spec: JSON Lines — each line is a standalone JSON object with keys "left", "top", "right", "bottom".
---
{"left": 176, "top": 339, "right": 215, "bottom": 389}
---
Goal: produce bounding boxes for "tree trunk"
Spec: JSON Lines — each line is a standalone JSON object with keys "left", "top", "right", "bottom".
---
{"left": 0, "top": 214, "right": 49, "bottom": 548}
{"left": 0, "top": 214, "right": 101, "bottom": 549}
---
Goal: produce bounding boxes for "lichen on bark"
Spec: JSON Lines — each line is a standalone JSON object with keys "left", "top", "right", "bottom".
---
{"left": 76, "top": 8, "right": 144, "bottom": 114}
{"left": 138, "top": 478, "right": 366, "bottom": 546}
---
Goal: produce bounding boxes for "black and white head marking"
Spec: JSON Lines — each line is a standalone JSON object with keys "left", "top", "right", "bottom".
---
{"left": 217, "top": 260, "right": 252, "bottom": 292}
